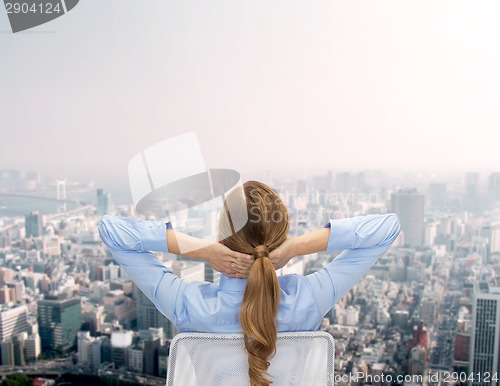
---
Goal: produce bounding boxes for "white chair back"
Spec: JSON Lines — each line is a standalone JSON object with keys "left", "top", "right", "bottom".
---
{"left": 166, "top": 331, "right": 335, "bottom": 386}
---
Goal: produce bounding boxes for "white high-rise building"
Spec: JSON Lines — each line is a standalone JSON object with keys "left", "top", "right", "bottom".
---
{"left": 24, "top": 333, "right": 41, "bottom": 361}
{"left": 480, "top": 222, "right": 500, "bottom": 256}
{"left": 77, "top": 331, "right": 103, "bottom": 369}
{"left": 0, "top": 305, "right": 28, "bottom": 341}
{"left": 424, "top": 222, "right": 437, "bottom": 247}
{"left": 470, "top": 279, "right": 500, "bottom": 385}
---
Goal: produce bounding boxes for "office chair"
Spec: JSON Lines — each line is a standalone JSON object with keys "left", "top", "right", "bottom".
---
{"left": 166, "top": 331, "right": 335, "bottom": 386}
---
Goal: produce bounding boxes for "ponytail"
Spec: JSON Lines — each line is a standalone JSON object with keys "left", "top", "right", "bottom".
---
{"left": 239, "top": 245, "right": 280, "bottom": 386}
{"left": 218, "top": 181, "right": 289, "bottom": 385}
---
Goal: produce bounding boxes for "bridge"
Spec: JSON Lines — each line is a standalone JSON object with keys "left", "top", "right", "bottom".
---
{"left": 0, "top": 193, "right": 85, "bottom": 205}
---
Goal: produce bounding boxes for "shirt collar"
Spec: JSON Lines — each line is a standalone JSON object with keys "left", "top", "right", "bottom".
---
{"left": 219, "top": 274, "right": 248, "bottom": 292}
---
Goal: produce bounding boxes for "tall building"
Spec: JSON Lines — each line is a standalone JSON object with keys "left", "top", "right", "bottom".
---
{"left": 421, "top": 297, "right": 438, "bottom": 328}
{"left": 488, "top": 173, "right": 500, "bottom": 208}
{"left": 465, "top": 172, "right": 480, "bottom": 212}
{"left": 24, "top": 333, "right": 41, "bottom": 361}
{"left": 7, "top": 282, "right": 24, "bottom": 303}
{"left": 428, "top": 183, "right": 447, "bottom": 208}
{"left": 391, "top": 188, "right": 425, "bottom": 247}
{"left": 77, "top": 331, "right": 102, "bottom": 369}
{"left": 480, "top": 223, "right": 500, "bottom": 257}
{"left": 0, "top": 305, "right": 28, "bottom": 342}
{"left": 110, "top": 330, "right": 133, "bottom": 369}
{"left": 143, "top": 335, "right": 161, "bottom": 376}
{"left": 470, "top": 279, "right": 500, "bottom": 384}
{"left": 454, "top": 316, "right": 471, "bottom": 367}
{"left": 128, "top": 343, "right": 144, "bottom": 373}
{"left": 408, "top": 321, "right": 429, "bottom": 359}
{"left": 158, "top": 343, "right": 171, "bottom": 378}
{"left": 25, "top": 211, "right": 43, "bottom": 238}
{"left": 0, "top": 340, "right": 14, "bottom": 366}
{"left": 81, "top": 304, "right": 105, "bottom": 335}
{"left": 96, "top": 188, "right": 109, "bottom": 215}
{"left": 0, "top": 268, "right": 14, "bottom": 286}
{"left": 12, "top": 333, "right": 26, "bottom": 366}
{"left": 37, "top": 295, "right": 82, "bottom": 352}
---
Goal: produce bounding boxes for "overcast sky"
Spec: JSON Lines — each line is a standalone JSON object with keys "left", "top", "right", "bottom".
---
{"left": 1, "top": 0, "right": 499, "bottom": 190}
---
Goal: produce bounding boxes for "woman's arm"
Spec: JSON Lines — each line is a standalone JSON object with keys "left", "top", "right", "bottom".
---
{"left": 98, "top": 215, "right": 184, "bottom": 323}
{"left": 166, "top": 228, "right": 253, "bottom": 277}
{"left": 97, "top": 216, "right": 254, "bottom": 319}
{"left": 268, "top": 228, "right": 330, "bottom": 269}
{"left": 305, "top": 213, "right": 401, "bottom": 317}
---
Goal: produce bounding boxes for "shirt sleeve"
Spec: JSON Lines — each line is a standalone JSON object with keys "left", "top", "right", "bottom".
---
{"left": 305, "top": 213, "right": 401, "bottom": 317}
{"left": 97, "top": 215, "right": 187, "bottom": 324}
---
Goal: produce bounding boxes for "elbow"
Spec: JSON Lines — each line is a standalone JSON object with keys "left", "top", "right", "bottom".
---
{"left": 387, "top": 213, "right": 401, "bottom": 243}
{"left": 98, "top": 215, "right": 116, "bottom": 248}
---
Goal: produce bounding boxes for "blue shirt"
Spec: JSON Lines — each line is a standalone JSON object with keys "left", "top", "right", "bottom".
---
{"left": 98, "top": 213, "right": 400, "bottom": 333}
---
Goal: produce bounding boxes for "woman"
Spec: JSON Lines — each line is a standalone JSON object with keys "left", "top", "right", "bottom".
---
{"left": 98, "top": 180, "right": 400, "bottom": 386}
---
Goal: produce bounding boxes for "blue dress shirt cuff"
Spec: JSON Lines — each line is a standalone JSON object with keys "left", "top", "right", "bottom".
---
{"left": 324, "top": 218, "right": 356, "bottom": 253}
{"left": 141, "top": 220, "right": 169, "bottom": 252}
{"left": 99, "top": 216, "right": 169, "bottom": 253}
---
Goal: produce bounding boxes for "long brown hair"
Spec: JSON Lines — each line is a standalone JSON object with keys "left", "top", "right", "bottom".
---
{"left": 218, "top": 181, "right": 289, "bottom": 386}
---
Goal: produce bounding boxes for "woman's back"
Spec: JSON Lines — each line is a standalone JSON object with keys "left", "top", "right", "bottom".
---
{"left": 98, "top": 180, "right": 400, "bottom": 386}
{"left": 98, "top": 211, "right": 400, "bottom": 334}
{"left": 172, "top": 273, "right": 322, "bottom": 333}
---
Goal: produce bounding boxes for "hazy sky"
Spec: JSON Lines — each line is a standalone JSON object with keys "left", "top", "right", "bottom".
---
{"left": 1, "top": 0, "right": 499, "bottom": 190}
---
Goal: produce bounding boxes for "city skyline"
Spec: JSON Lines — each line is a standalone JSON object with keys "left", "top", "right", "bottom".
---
{"left": 1, "top": 1, "right": 500, "bottom": 381}
{"left": 0, "top": 163, "right": 499, "bottom": 381}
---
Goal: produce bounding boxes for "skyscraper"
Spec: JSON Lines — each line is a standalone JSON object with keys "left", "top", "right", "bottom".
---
{"left": 37, "top": 295, "right": 82, "bottom": 353}
{"left": 470, "top": 279, "right": 500, "bottom": 385}
{"left": 428, "top": 183, "right": 447, "bottom": 208}
{"left": 465, "top": 172, "right": 481, "bottom": 212}
{"left": 391, "top": 188, "right": 425, "bottom": 247}
{"left": 96, "top": 188, "right": 109, "bottom": 215}
{"left": 25, "top": 211, "right": 43, "bottom": 238}
{"left": 0, "top": 305, "right": 28, "bottom": 342}
{"left": 488, "top": 173, "right": 500, "bottom": 209}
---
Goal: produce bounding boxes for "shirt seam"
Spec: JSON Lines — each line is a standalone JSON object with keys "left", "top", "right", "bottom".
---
{"left": 300, "top": 275, "right": 324, "bottom": 320}
{"left": 153, "top": 269, "right": 179, "bottom": 325}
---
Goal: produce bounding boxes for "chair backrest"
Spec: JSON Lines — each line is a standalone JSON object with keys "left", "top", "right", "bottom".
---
{"left": 166, "top": 331, "right": 335, "bottom": 386}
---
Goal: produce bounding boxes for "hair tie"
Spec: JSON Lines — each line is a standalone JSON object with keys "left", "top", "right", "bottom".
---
{"left": 253, "top": 245, "right": 269, "bottom": 259}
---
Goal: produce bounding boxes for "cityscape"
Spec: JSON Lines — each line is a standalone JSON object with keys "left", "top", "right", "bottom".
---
{"left": 0, "top": 168, "right": 499, "bottom": 385}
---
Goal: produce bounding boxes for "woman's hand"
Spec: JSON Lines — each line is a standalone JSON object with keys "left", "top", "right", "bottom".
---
{"left": 203, "top": 242, "right": 254, "bottom": 279}
{"left": 167, "top": 229, "right": 252, "bottom": 278}
{"left": 231, "top": 237, "right": 300, "bottom": 274}
{"left": 269, "top": 237, "right": 298, "bottom": 269}
{"left": 229, "top": 238, "right": 299, "bottom": 276}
